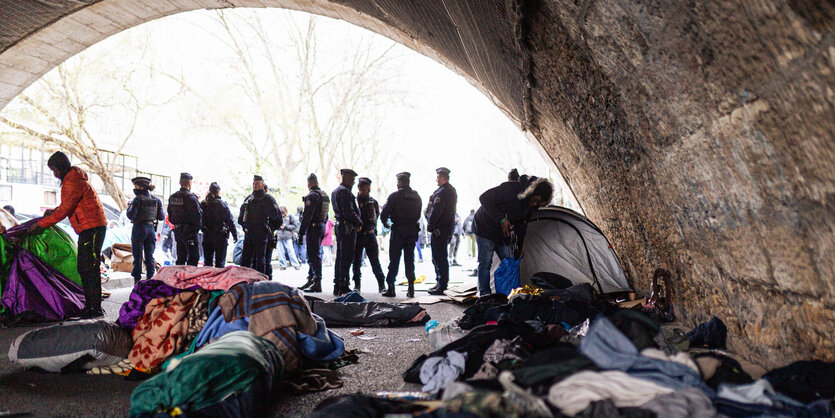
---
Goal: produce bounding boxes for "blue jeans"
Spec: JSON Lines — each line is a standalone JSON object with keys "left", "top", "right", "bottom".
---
{"left": 131, "top": 223, "right": 156, "bottom": 283}
{"left": 276, "top": 238, "right": 300, "bottom": 268}
{"left": 476, "top": 235, "right": 511, "bottom": 295}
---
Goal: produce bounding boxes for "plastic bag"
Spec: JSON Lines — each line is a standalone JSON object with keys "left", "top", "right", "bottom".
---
{"left": 493, "top": 257, "right": 521, "bottom": 295}
{"left": 426, "top": 320, "right": 466, "bottom": 351}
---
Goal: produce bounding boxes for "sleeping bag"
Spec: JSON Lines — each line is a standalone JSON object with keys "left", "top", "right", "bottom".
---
{"left": 9, "top": 319, "right": 133, "bottom": 372}
{"left": 129, "top": 331, "right": 284, "bottom": 417}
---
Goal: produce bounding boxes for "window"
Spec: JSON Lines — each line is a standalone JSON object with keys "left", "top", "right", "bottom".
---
{"left": 44, "top": 190, "right": 57, "bottom": 206}
{"left": 0, "top": 185, "right": 11, "bottom": 201}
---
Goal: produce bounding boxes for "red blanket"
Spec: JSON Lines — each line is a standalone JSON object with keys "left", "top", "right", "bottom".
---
{"left": 154, "top": 265, "right": 266, "bottom": 291}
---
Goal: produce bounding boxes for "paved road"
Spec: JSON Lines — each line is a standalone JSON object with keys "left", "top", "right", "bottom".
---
{"left": 0, "top": 259, "right": 477, "bottom": 417}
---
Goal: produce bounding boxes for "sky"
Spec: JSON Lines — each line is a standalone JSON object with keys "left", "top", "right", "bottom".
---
{"left": 3, "top": 8, "right": 580, "bottom": 214}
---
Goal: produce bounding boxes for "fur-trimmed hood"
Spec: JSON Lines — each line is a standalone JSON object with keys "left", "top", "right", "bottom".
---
{"left": 517, "top": 176, "right": 553, "bottom": 200}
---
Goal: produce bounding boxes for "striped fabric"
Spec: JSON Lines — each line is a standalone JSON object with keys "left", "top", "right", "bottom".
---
{"left": 218, "top": 281, "right": 318, "bottom": 373}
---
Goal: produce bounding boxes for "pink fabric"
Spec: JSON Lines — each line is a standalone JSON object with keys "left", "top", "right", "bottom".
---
{"left": 321, "top": 219, "right": 335, "bottom": 246}
{"left": 154, "top": 265, "right": 266, "bottom": 291}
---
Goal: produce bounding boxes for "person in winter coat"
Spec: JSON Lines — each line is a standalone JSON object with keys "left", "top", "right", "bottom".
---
{"left": 25, "top": 151, "right": 108, "bottom": 319}
{"left": 276, "top": 206, "right": 301, "bottom": 270}
{"left": 322, "top": 218, "right": 335, "bottom": 267}
{"left": 200, "top": 182, "right": 237, "bottom": 268}
{"left": 463, "top": 209, "right": 476, "bottom": 258}
{"left": 473, "top": 175, "right": 554, "bottom": 295}
{"left": 126, "top": 176, "right": 164, "bottom": 284}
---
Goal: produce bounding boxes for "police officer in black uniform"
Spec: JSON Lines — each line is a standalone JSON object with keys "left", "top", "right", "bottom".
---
{"left": 263, "top": 185, "right": 282, "bottom": 279}
{"left": 127, "top": 176, "right": 164, "bottom": 284}
{"left": 426, "top": 167, "right": 458, "bottom": 295}
{"left": 331, "top": 168, "right": 361, "bottom": 296}
{"left": 238, "top": 175, "right": 280, "bottom": 274}
{"left": 200, "top": 182, "right": 237, "bottom": 268}
{"left": 381, "top": 172, "right": 423, "bottom": 298}
{"left": 352, "top": 177, "right": 386, "bottom": 293}
{"left": 298, "top": 173, "right": 329, "bottom": 292}
{"left": 167, "top": 172, "right": 202, "bottom": 266}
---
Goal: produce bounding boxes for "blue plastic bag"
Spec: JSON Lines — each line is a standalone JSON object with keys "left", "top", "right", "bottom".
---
{"left": 494, "top": 257, "right": 521, "bottom": 295}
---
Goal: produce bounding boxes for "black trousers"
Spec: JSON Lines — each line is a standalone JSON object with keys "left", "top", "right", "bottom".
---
{"left": 265, "top": 239, "right": 276, "bottom": 278}
{"left": 386, "top": 229, "right": 418, "bottom": 286}
{"left": 78, "top": 226, "right": 106, "bottom": 310}
{"left": 241, "top": 231, "right": 269, "bottom": 274}
{"left": 352, "top": 231, "right": 385, "bottom": 284}
{"left": 174, "top": 229, "right": 199, "bottom": 266}
{"left": 202, "top": 230, "right": 229, "bottom": 268}
{"left": 431, "top": 229, "right": 453, "bottom": 288}
{"left": 334, "top": 223, "right": 357, "bottom": 288}
{"left": 305, "top": 224, "right": 325, "bottom": 281}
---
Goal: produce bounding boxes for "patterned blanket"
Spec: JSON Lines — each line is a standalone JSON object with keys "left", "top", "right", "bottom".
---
{"left": 129, "top": 292, "right": 199, "bottom": 372}
{"left": 218, "top": 281, "right": 318, "bottom": 373}
{"left": 154, "top": 265, "right": 266, "bottom": 291}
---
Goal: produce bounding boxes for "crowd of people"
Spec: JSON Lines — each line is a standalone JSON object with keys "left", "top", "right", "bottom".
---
{"left": 10, "top": 150, "right": 554, "bottom": 318}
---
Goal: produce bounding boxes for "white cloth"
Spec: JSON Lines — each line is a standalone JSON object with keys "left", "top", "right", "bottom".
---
{"left": 640, "top": 348, "right": 699, "bottom": 372}
{"left": 640, "top": 388, "right": 718, "bottom": 418}
{"left": 420, "top": 351, "right": 467, "bottom": 394}
{"left": 548, "top": 370, "right": 674, "bottom": 415}
{"left": 717, "top": 379, "right": 775, "bottom": 406}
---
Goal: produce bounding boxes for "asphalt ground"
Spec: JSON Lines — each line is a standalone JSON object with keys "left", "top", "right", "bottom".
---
{"left": 0, "top": 257, "right": 477, "bottom": 417}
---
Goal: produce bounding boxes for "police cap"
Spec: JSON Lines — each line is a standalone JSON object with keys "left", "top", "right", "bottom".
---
{"left": 253, "top": 175, "right": 264, "bottom": 182}
{"left": 436, "top": 167, "right": 451, "bottom": 176}
{"left": 340, "top": 168, "right": 358, "bottom": 177}
{"left": 131, "top": 176, "right": 151, "bottom": 185}
{"left": 358, "top": 177, "right": 371, "bottom": 186}
{"left": 180, "top": 172, "right": 193, "bottom": 181}
{"left": 396, "top": 172, "right": 411, "bottom": 181}
{"left": 209, "top": 182, "right": 220, "bottom": 192}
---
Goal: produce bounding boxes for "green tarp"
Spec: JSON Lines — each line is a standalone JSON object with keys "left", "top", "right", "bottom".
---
{"left": 130, "top": 331, "right": 284, "bottom": 417}
{"left": 0, "top": 224, "right": 82, "bottom": 300}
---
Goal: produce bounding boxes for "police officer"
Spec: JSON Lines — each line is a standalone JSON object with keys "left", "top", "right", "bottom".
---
{"left": 200, "top": 182, "right": 237, "bottom": 268}
{"left": 238, "top": 175, "right": 280, "bottom": 274}
{"left": 331, "top": 168, "right": 361, "bottom": 296}
{"left": 167, "top": 172, "right": 202, "bottom": 266}
{"left": 263, "top": 185, "right": 282, "bottom": 279}
{"left": 127, "top": 176, "right": 164, "bottom": 284}
{"left": 425, "top": 167, "right": 458, "bottom": 295}
{"left": 381, "top": 172, "right": 423, "bottom": 298}
{"left": 352, "top": 177, "right": 386, "bottom": 293}
{"left": 298, "top": 173, "right": 329, "bottom": 292}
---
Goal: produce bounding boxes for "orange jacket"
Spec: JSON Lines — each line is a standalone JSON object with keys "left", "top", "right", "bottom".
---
{"left": 38, "top": 166, "right": 108, "bottom": 233}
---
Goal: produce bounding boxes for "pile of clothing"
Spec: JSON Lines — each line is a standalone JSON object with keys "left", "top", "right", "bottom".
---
{"left": 10, "top": 265, "right": 352, "bottom": 416}
{"left": 0, "top": 218, "right": 85, "bottom": 323}
{"left": 313, "top": 284, "right": 835, "bottom": 418}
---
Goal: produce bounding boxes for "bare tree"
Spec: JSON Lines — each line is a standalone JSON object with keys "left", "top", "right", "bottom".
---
{"left": 0, "top": 34, "right": 175, "bottom": 211}
{"left": 168, "top": 10, "right": 407, "bottom": 190}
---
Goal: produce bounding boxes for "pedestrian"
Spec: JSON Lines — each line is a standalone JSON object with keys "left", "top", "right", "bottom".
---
{"left": 23, "top": 151, "right": 107, "bottom": 319}
{"left": 238, "top": 175, "right": 280, "bottom": 274}
{"left": 449, "top": 213, "right": 463, "bottom": 266}
{"left": 161, "top": 215, "right": 175, "bottom": 263}
{"left": 473, "top": 175, "right": 553, "bottom": 295}
{"left": 322, "top": 218, "right": 335, "bottom": 266}
{"left": 167, "top": 172, "right": 202, "bottom": 266}
{"left": 463, "top": 209, "right": 476, "bottom": 258}
{"left": 263, "top": 185, "right": 281, "bottom": 279}
{"left": 352, "top": 177, "right": 386, "bottom": 293}
{"left": 381, "top": 172, "right": 422, "bottom": 298}
{"left": 200, "top": 182, "right": 237, "bottom": 268}
{"left": 425, "top": 167, "right": 457, "bottom": 295}
{"left": 127, "top": 176, "right": 164, "bottom": 285}
{"left": 331, "top": 168, "right": 362, "bottom": 296}
{"left": 298, "top": 174, "right": 329, "bottom": 292}
{"left": 294, "top": 206, "right": 307, "bottom": 265}
{"left": 276, "top": 206, "right": 301, "bottom": 270}
{"left": 416, "top": 217, "right": 426, "bottom": 263}
{"left": 508, "top": 168, "right": 520, "bottom": 182}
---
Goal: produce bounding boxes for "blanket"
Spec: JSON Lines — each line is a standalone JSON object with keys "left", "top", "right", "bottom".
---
{"left": 154, "top": 265, "right": 266, "bottom": 291}
{"left": 118, "top": 280, "right": 192, "bottom": 329}
{"left": 218, "top": 281, "right": 318, "bottom": 373}
{"left": 307, "top": 298, "right": 428, "bottom": 327}
{"left": 129, "top": 292, "right": 198, "bottom": 372}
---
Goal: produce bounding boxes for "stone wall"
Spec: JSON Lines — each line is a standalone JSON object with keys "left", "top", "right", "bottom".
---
{"left": 0, "top": 0, "right": 832, "bottom": 366}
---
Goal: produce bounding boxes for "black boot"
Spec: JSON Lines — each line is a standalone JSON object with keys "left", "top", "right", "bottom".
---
{"left": 299, "top": 277, "right": 315, "bottom": 290}
{"left": 428, "top": 285, "right": 447, "bottom": 296}
{"left": 377, "top": 277, "right": 386, "bottom": 294}
{"left": 308, "top": 280, "right": 322, "bottom": 293}
{"left": 382, "top": 285, "right": 396, "bottom": 297}
{"left": 407, "top": 282, "right": 415, "bottom": 298}
{"left": 353, "top": 279, "right": 361, "bottom": 293}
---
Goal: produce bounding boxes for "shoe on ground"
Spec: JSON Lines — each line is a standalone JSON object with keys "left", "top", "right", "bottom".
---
{"left": 468, "top": 270, "right": 478, "bottom": 277}
{"left": 427, "top": 287, "right": 447, "bottom": 296}
{"left": 299, "top": 278, "right": 315, "bottom": 290}
{"left": 426, "top": 285, "right": 440, "bottom": 293}
{"left": 407, "top": 287, "right": 415, "bottom": 298}
{"left": 308, "top": 282, "right": 322, "bottom": 293}
{"left": 382, "top": 287, "right": 396, "bottom": 297}
{"left": 294, "top": 266, "right": 301, "bottom": 270}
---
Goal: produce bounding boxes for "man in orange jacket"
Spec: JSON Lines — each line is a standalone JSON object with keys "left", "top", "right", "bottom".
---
{"left": 26, "top": 151, "right": 108, "bottom": 319}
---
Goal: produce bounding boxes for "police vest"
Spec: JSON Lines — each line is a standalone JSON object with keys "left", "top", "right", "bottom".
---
{"left": 203, "top": 198, "right": 226, "bottom": 230}
{"left": 135, "top": 194, "right": 158, "bottom": 223}
{"left": 242, "top": 194, "right": 271, "bottom": 226}
{"left": 359, "top": 198, "right": 378, "bottom": 232}
{"left": 398, "top": 190, "right": 422, "bottom": 224}
{"left": 168, "top": 191, "right": 191, "bottom": 224}
{"left": 316, "top": 190, "right": 330, "bottom": 222}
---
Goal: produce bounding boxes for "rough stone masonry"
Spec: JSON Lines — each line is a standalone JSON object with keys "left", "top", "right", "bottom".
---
{"left": 0, "top": 0, "right": 832, "bottom": 366}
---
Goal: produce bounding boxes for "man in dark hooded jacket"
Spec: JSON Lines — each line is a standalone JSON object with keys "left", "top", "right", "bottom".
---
{"left": 473, "top": 175, "right": 553, "bottom": 295}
